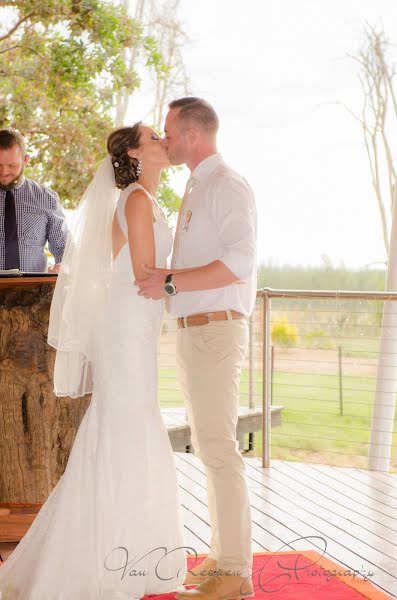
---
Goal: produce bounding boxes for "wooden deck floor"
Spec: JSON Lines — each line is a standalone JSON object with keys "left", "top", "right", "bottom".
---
{"left": 176, "top": 454, "right": 397, "bottom": 599}
{"left": 1, "top": 455, "right": 397, "bottom": 598}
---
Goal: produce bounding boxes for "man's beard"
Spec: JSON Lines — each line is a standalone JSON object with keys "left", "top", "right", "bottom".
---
{"left": 0, "top": 165, "right": 24, "bottom": 191}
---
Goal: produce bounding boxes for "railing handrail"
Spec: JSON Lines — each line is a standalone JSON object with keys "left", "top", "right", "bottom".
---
{"left": 257, "top": 287, "right": 397, "bottom": 300}
{"left": 257, "top": 286, "right": 397, "bottom": 471}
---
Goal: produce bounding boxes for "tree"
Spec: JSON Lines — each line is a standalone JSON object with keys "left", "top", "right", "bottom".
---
{"left": 145, "top": 0, "right": 190, "bottom": 131}
{"left": 345, "top": 25, "right": 397, "bottom": 258}
{"left": 115, "top": 0, "right": 190, "bottom": 130}
{"left": 344, "top": 27, "right": 397, "bottom": 472}
{"left": 0, "top": 0, "right": 167, "bottom": 207}
{"left": 114, "top": 0, "right": 191, "bottom": 214}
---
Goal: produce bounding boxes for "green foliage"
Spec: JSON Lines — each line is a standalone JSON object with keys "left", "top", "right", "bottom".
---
{"left": 252, "top": 371, "right": 397, "bottom": 470}
{"left": 158, "top": 168, "right": 182, "bottom": 215}
{"left": 258, "top": 263, "right": 387, "bottom": 347}
{"left": 0, "top": 1, "right": 169, "bottom": 207}
{"left": 143, "top": 35, "right": 171, "bottom": 79}
{"left": 303, "top": 329, "right": 328, "bottom": 348}
{"left": 271, "top": 314, "right": 298, "bottom": 347}
{"left": 257, "top": 261, "right": 386, "bottom": 292}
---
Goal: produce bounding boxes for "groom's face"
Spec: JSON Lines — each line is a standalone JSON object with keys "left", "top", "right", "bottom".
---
{"left": 163, "top": 109, "right": 190, "bottom": 165}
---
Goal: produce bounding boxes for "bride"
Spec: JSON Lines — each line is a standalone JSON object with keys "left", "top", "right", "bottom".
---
{"left": 0, "top": 123, "right": 189, "bottom": 599}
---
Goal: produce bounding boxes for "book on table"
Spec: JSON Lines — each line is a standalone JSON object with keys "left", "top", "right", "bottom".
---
{"left": 0, "top": 269, "right": 57, "bottom": 277}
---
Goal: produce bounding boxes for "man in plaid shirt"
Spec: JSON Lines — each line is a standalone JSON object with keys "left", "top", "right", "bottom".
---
{"left": 0, "top": 129, "right": 68, "bottom": 273}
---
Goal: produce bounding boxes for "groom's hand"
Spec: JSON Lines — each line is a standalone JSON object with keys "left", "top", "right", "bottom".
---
{"left": 134, "top": 264, "right": 172, "bottom": 299}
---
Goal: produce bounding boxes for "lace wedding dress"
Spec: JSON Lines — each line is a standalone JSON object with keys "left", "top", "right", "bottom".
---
{"left": 0, "top": 183, "right": 188, "bottom": 600}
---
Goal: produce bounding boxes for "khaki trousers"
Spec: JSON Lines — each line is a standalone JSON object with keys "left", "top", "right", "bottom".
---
{"left": 176, "top": 318, "right": 253, "bottom": 578}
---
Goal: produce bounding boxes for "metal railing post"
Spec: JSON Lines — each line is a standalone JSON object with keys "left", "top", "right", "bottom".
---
{"left": 248, "top": 309, "right": 256, "bottom": 452}
{"left": 248, "top": 309, "right": 255, "bottom": 410}
{"left": 257, "top": 287, "right": 397, "bottom": 473}
{"left": 262, "top": 292, "right": 271, "bottom": 468}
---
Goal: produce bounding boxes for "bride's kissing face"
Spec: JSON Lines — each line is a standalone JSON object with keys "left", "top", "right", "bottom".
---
{"left": 138, "top": 126, "right": 170, "bottom": 169}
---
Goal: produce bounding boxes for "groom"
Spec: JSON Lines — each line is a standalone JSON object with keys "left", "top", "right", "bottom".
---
{"left": 135, "top": 97, "right": 257, "bottom": 600}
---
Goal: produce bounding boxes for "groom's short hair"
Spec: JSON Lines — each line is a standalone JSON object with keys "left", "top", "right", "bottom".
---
{"left": 169, "top": 97, "right": 219, "bottom": 133}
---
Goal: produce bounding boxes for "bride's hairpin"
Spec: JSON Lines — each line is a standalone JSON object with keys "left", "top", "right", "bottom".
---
{"left": 113, "top": 160, "right": 120, "bottom": 168}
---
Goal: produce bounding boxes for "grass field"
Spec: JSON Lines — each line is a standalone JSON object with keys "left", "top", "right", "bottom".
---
{"left": 158, "top": 295, "right": 397, "bottom": 471}
{"left": 158, "top": 367, "right": 397, "bottom": 471}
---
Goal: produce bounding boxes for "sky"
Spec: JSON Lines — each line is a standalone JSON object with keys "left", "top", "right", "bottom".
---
{"left": 130, "top": 0, "right": 397, "bottom": 269}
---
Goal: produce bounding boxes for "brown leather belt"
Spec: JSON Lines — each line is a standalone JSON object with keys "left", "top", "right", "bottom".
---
{"left": 177, "top": 309, "right": 245, "bottom": 329}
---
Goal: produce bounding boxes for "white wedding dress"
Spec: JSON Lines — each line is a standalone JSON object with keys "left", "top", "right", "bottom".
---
{"left": 0, "top": 183, "right": 188, "bottom": 600}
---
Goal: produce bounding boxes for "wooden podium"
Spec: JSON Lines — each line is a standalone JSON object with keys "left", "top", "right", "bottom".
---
{"left": 0, "top": 276, "right": 91, "bottom": 503}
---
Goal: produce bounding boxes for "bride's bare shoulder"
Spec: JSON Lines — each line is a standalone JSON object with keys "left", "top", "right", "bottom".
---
{"left": 124, "top": 187, "right": 153, "bottom": 221}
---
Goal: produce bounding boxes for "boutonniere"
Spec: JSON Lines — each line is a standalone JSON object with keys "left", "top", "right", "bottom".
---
{"left": 182, "top": 209, "right": 192, "bottom": 231}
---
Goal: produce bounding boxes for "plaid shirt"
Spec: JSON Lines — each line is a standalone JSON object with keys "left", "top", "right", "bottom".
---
{"left": 0, "top": 177, "right": 68, "bottom": 271}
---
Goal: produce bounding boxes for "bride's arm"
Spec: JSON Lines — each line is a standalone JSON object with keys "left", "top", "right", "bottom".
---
{"left": 125, "top": 189, "right": 155, "bottom": 281}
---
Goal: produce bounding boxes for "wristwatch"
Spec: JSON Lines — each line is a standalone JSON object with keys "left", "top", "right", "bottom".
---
{"left": 164, "top": 273, "right": 178, "bottom": 296}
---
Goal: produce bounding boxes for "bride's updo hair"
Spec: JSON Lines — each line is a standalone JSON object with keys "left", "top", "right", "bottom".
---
{"left": 107, "top": 122, "right": 142, "bottom": 189}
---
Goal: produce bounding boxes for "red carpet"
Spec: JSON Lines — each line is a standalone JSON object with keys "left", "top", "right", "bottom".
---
{"left": 143, "top": 551, "right": 393, "bottom": 600}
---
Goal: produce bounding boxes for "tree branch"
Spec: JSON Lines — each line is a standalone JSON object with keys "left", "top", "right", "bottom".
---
{"left": 0, "top": 70, "right": 36, "bottom": 80}
{"left": 0, "top": 43, "right": 44, "bottom": 58}
{"left": 0, "top": 12, "right": 36, "bottom": 42}
{"left": 0, "top": 44, "right": 19, "bottom": 55}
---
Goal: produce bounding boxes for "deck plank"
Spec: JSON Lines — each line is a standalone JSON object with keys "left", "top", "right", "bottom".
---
{"left": 178, "top": 454, "right": 397, "bottom": 561}
{"left": 246, "top": 462, "right": 397, "bottom": 548}
{"left": 357, "top": 468, "right": 397, "bottom": 488}
{"left": 291, "top": 462, "right": 397, "bottom": 512}
{"left": 1, "top": 456, "right": 396, "bottom": 598}
{"left": 336, "top": 466, "right": 397, "bottom": 497}
{"left": 268, "top": 460, "right": 397, "bottom": 526}
{"left": 175, "top": 454, "right": 397, "bottom": 598}
{"left": 176, "top": 462, "right": 274, "bottom": 552}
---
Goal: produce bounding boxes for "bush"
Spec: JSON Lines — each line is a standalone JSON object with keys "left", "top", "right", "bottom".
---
{"left": 271, "top": 314, "right": 298, "bottom": 347}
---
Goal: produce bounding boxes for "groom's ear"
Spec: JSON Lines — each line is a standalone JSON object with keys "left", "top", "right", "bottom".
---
{"left": 187, "top": 127, "right": 199, "bottom": 145}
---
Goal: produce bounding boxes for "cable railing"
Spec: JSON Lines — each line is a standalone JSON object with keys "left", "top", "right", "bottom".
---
{"left": 158, "top": 288, "right": 397, "bottom": 473}
{"left": 258, "top": 288, "right": 397, "bottom": 472}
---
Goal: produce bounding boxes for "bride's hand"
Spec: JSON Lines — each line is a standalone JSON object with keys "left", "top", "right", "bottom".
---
{"left": 134, "top": 264, "right": 171, "bottom": 299}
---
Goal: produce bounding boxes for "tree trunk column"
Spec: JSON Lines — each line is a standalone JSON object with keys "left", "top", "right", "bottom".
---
{"left": 0, "top": 277, "right": 90, "bottom": 503}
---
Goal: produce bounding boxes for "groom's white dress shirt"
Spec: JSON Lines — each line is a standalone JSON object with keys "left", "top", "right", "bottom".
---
{"left": 167, "top": 152, "right": 257, "bottom": 318}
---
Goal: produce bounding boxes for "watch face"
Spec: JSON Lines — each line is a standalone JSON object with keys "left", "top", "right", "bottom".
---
{"left": 165, "top": 283, "right": 176, "bottom": 295}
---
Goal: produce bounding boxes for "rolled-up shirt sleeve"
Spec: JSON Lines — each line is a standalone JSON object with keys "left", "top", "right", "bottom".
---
{"left": 46, "top": 189, "right": 68, "bottom": 264}
{"left": 209, "top": 176, "right": 257, "bottom": 280}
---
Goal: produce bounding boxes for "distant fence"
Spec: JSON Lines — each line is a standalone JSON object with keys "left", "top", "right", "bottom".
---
{"left": 159, "top": 289, "right": 397, "bottom": 473}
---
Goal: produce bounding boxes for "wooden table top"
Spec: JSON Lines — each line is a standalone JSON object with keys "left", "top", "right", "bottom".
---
{"left": 0, "top": 275, "right": 58, "bottom": 289}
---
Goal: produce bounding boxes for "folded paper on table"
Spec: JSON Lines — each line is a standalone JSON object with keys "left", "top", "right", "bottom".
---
{"left": 0, "top": 269, "right": 57, "bottom": 277}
